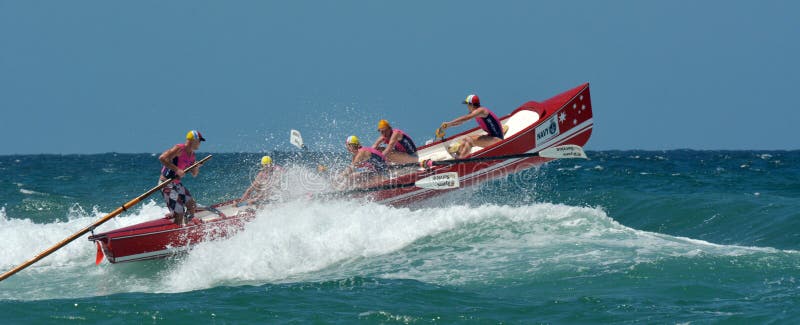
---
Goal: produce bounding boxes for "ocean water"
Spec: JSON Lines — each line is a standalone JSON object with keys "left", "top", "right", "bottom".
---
{"left": 1, "top": 150, "right": 798, "bottom": 323}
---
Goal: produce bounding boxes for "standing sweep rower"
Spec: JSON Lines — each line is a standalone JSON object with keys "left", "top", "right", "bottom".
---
{"left": 159, "top": 130, "right": 205, "bottom": 227}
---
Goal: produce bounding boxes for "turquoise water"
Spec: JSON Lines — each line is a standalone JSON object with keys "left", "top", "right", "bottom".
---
{"left": 1, "top": 151, "right": 799, "bottom": 323}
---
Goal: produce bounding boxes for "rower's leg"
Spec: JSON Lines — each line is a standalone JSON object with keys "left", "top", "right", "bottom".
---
{"left": 186, "top": 198, "right": 196, "bottom": 217}
{"left": 473, "top": 135, "right": 502, "bottom": 148}
{"left": 458, "top": 137, "right": 475, "bottom": 157}
{"left": 185, "top": 199, "right": 197, "bottom": 224}
{"left": 385, "top": 151, "right": 420, "bottom": 164}
{"left": 162, "top": 184, "right": 185, "bottom": 226}
{"left": 174, "top": 213, "right": 185, "bottom": 227}
{"left": 174, "top": 184, "right": 191, "bottom": 227}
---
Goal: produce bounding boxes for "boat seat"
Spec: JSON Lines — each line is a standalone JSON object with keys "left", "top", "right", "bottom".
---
{"left": 504, "top": 110, "right": 539, "bottom": 137}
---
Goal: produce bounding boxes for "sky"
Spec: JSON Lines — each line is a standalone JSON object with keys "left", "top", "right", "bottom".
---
{"left": 1, "top": 1, "right": 798, "bottom": 154}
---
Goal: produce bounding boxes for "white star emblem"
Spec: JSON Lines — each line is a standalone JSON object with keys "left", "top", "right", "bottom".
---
{"left": 559, "top": 112, "right": 566, "bottom": 123}
{"left": 573, "top": 119, "right": 578, "bottom": 125}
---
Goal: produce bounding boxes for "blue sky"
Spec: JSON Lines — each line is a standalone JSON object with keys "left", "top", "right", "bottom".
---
{"left": 1, "top": 1, "right": 798, "bottom": 154}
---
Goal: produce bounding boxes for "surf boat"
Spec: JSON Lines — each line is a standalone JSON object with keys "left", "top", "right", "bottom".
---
{"left": 358, "top": 82, "right": 594, "bottom": 206}
{"left": 87, "top": 83, "right": 593, "bottom": 264}
{"left": 88, "top": 201, "right": 253, "bottom": 263}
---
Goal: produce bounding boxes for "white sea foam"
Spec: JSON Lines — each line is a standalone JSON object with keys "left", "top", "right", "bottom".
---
{"left": 160, "top": 200, "right": 475, "bottom": 291}
{"left": 0, "top": 200, "right": 793, "bottom": 300}
{"left": 0, "top": 201, "right": 168, "bottom": 271}
{"left": 19, "top": 189, "right": 45, "bottom": 195}
{"left": 157, "top": 200, "right": 789, "bottom": 293}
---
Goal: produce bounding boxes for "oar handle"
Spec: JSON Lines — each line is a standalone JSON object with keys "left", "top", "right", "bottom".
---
{"left": 0, "top": 155, "right": 212, "bottom": 282}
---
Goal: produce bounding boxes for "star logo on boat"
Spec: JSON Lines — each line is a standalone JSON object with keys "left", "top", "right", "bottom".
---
{"left": 559, "top": 112, "right": 566, "bottom": 123}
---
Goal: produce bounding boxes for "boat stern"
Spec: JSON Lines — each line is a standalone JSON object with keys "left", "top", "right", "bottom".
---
{"left": 88, "top": 234, "right": 115, "bottom": 264}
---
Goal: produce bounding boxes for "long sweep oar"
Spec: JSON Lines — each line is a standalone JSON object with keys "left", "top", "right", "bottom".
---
{"left": 395, "top": 144, "right": 588, "bottom": 169}
{"left": 317, "top": 172, "right": 460, "bottom": 198}
{"left": 0, "top": 155, "right": 212, "bottom": 282}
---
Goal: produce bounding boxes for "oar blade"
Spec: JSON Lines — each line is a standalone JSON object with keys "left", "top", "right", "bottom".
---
{"left": 95, "top": 242, "right": 104, "bottom": 265}
{"left": 538, "top": 145, "right": 588, "bottom": 159}
{"left": 415, "top": 172, "right": 460, "bottom": 190}
{"left": 290, "top": 129, "right": 304, "bottom": 150}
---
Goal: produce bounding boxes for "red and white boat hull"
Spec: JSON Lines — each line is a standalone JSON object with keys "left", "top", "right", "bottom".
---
{"left": 89, "top": 202, "right": 253, "bottom": 263}
{"left": 370, "top": 83, "right": 593, "bottom": 206}
{"left": 88, "top": 83, "right": 594, "bottom": 263}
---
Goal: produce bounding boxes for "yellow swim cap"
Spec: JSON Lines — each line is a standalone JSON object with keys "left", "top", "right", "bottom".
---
{"left": 261, "top": 156, "right": 272, "bottom": 166}
{"left": 346, "top": 135, "right": 360, "bottom": 145}
{"left": 186, "top": 130, "right": 206, "bottom": 142}
{"left": 377, "top": 119, "right": 391, "bottom": 130}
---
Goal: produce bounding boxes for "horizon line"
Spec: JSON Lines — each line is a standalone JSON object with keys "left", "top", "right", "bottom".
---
{"left": 1, "top": 148, "right": 799, "bottom": 156}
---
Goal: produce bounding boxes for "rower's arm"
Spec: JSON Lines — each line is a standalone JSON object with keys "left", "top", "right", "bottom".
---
{"left": 240, "top": 171, "right": 266, "bottom": 201}
{"left": 159, "top": 145, "right": 183, "bottom": 177}
{"left": 382, "top": 132, "right": 402, "bottom": 156}
{"left": 371, "top": 136, "right": 385, "bottom": 150}
{"left": 343, "top": 152, "right": 363, "bottom": 176}
{"left": 353, "top": 150, "right": 369, "bottom": 165}
{"left": 241, "top": 182, "right": 256, "bottom": 201}
{"left": 445, "top": 109, "right": 486, "bottom": 128}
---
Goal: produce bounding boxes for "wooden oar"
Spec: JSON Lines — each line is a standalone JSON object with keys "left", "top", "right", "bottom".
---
{"left": 393, "top": 144, "right": 588, "bottom": 169}
{"left": 0, "top": 155, "right": 212, "bottom": 282}
{"left": 316, "top": 172, "right": 460, "bottom": 198}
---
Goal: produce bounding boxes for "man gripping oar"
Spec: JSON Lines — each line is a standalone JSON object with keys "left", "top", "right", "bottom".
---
{"left": 0, "top": 151, "right": 212, "bottom": 282}
{"left": 159, "top": 130, "right": 206, "bottom": 227}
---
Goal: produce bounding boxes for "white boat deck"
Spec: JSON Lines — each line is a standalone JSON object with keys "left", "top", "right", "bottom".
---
{"left": 197, "top": 204, "right": 249, "bottom": 223}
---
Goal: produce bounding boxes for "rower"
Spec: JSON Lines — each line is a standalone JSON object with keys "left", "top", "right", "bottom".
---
{"left": 159, "top": 130, "right": 206, "bottom": 227}
{"left": 340, "top": 135, "right": 388, "bottom": 187}
{"left": 371, "top": 119, "right": 419, "bottom": 164}
{"left": 239, "top": 155, "right": 282, "bottom": 206}
{"left": 438, "top": 94, "right": 504, "bottom": 158}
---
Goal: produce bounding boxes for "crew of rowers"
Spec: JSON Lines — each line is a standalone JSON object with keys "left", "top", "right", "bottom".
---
{"left": 341, "top": 93, "right": 504, "bottom": 186}
{"left": 158, "top": 93, "right": 504, "bottom": 225}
